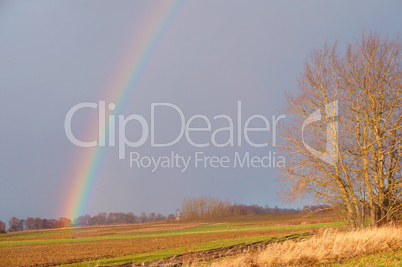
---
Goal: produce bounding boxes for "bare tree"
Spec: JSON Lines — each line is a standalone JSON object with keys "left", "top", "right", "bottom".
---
{"left": 140, "top": 212, "right": 148, "bottom": 223}
{"left": 156, "top": 213, "right": 166, "bottom": 221}
{"left": 0, "top": 220, "right": 6, "bottom": 233}
{"left": 33, "top": 217, "right": 43, "bottom": 229}
{"left": 58, "top": 217, "right": 72, "bottom": 228}
{"left": 25, "top": 217, "right": 34, "bottom": 230}
{"left": 279, "top": 32, "right": 402, "bottom": 227}
{"left": 181, "top": 197, "right": 238, "bottom": 219}
{"left": 148, "top": 212, "right": 157, "bottom": 223}
{"left": 8, "top": 217, "right": 23, "bottom": 232}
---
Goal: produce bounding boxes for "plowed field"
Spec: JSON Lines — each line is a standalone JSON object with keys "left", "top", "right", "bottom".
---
{"left": 0, "top": 213, "right": 341, "bottom": 266}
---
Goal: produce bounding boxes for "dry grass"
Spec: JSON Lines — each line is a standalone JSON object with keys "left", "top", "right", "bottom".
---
{"left": 207, "top": 226, "right": 402, "bottom": 266}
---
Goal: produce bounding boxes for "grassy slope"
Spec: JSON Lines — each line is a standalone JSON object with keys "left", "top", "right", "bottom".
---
{"left": 332, "top": 249, "right": 402, "bottom": 267}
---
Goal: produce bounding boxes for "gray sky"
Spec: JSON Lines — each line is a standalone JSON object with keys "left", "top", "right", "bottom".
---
{"left": 0, "top": 0, "right": 401, "bottom": 223}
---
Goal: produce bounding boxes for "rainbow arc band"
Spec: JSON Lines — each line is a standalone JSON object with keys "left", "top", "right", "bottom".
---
{"left": 63, "top": 0, "right": 184, "bottom": 221}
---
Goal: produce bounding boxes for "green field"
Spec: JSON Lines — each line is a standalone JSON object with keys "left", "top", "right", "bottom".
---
{"left": 0, "top": 212, "right": 341, "bottom": 266}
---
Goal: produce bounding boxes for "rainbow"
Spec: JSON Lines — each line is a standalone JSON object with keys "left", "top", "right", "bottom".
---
{"left": 63, "top": 0, "right": 183, "bottom": 221}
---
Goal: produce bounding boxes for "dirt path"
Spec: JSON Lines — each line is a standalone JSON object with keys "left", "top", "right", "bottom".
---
{"left": 114, "top": 232, "right": 314, "bottom": 267}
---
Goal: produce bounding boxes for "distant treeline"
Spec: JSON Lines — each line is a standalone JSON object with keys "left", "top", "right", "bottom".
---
{"left": 0, "top": 198, "right": 327, "bottom": 233}
{"left": 2, "top": 217, "right": 72, "bottom": 233}
{"left": 180, "top": 197, "right": 302, "bottom": 220}
{"left": 73, "top": 212, "right": 172, "bottom": 227}
{"left": 1, "top": 212, "right": 176, "bottom": 233}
